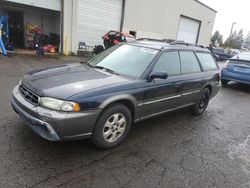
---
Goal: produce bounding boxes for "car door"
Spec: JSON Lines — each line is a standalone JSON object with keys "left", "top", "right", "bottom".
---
{"left": 179, "top": 51, "right": 206, "bottom": 105}
{"left": 140, "top": 51, "right": 182, "bottom": 118}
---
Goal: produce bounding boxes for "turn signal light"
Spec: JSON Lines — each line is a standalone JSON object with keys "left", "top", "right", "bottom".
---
{"left": 73, "top": 103, "right": 81, "bottom": 112}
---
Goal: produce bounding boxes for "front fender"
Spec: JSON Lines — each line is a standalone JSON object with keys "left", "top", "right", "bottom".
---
{"left": 99, "top": 94, "right": 139, "bottom": 120}
{"left": 99, "top": 94, "right": 137, "bottom": 109}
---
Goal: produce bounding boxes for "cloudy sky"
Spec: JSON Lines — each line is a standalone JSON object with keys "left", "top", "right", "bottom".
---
{"left": 199, "top": 0, "right": 250, "bottom": 40}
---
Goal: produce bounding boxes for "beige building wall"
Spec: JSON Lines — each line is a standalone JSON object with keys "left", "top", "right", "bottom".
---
{"left": 62, "top": 0, "right": 78, "bottom": 55}
{"left": 64, "top": 0, "right": 216, "bottom": 54}
{"left": 123, "top": 0, "right": 216, "bottom": 46}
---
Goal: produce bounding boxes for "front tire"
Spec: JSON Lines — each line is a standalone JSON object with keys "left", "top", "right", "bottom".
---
{"left": 92, "top": 103, "right": 132, "bottom": 149}
{"left": 192, "top": 88, "right": 210, "bottom": 116}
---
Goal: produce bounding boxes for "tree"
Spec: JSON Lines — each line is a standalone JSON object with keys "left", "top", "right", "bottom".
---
{"left": 211, "top": 31, "right": 223, "bottom": 46}
{"left": 235, "top": 29, "right": 244, "bottom": 49}
{"left": 224, "top": 31, "right": 236, "bottom": 48}
{"left": 243, "top": 31, "right": 250, "bottom": 49}
{"left": 224, "top": 29, "right": 244, "bottom": 49}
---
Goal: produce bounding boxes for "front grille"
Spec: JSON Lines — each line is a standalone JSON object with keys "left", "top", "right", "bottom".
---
{"left": 19, "top": 85, "right": 40, "bottom": 106}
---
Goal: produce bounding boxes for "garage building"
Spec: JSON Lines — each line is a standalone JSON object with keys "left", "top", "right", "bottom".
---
{"left": 64, "top": 0, "right": 216, "bottom": 54}
{"left": 0, "top": 0, "right": 216, "bottom": 54}
{"left": 0, "top": 0, "right": 61, "bottom": 51}
{"left": 123, "top": 0, "right": 216, "bottom": 46}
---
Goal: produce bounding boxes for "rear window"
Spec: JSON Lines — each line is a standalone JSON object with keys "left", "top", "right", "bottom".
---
{"left": 196, "top": 52, "right": 218, "bottom": 70}
{"left": 231, "top": 52, "right": 250, "bottom": 62}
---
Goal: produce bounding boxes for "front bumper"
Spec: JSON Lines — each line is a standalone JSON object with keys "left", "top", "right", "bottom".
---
{"left": 11, "top": 85, "right": 101, "bottom": 141}
{"left": 221, "top": 68, "right": 250, "bottom": 85}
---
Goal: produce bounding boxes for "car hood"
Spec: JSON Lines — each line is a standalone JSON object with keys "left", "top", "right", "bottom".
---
{"left": 22, "top": 63, "right": 133, "bottom": 99}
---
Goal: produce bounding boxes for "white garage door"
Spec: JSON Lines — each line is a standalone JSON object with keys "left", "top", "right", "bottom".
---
{"left": 78, "top": 0, "right": 123, "bottom": 46}
{"left": 177, "top": 16, "right": 200, "bottom": 44}
{"left": 4, "top": 0, "right": 61, "bottom": 11}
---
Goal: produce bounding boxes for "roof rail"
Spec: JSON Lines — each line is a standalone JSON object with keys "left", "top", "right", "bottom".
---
{"left": 137, "top": 38, "right": 205, "bottom": 48}
{"left": 170, "top": 40, "right": 186, "bottom": 45}
{"left": 170, "top": 40, "right": 205, "bottom": 48}
{"left": 137, "top": 38, "right": 175, "bottom": 43}
{"left": 187, "top": 43, "right": 205, "bottom": 48}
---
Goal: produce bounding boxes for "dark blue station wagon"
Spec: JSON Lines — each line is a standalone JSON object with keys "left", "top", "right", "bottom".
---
{"left": 11, "top": 40, "right": 220, "bottom": 149}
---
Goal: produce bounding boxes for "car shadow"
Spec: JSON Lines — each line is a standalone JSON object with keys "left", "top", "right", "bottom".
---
{"left": 14, "top": 107, "right": 195, "bottom": 155}
{"left": 8, "top": 106, "right": 210, "bottom": 185}
{"left": 223, "top": 82, "right": 250, "bottom": 94}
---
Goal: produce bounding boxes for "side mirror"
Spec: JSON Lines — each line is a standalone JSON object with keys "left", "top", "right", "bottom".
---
{"left": 147, "top": 71, "right": 168, "bottom": 82}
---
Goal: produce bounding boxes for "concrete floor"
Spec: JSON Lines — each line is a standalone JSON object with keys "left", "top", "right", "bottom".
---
{"left": 0, "top": 55, "right": 250, "bottom": 188}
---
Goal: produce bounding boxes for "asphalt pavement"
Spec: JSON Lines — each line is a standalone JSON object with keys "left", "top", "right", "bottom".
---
{"left": 0, "top": 55, "right": 249, "bottom": 188}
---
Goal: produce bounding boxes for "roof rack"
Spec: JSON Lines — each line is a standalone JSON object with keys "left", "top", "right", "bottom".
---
{"left": 137, "top": 38, "right": 205, "bottom": 49}
{"left": 170, "top": 40, "right": 205, "bottom": 48}
{"left": 170, "top": 40, "right": 185, "bottom": 45}
{"left": 137, "top": 38, "right": 175, "bottom": 43}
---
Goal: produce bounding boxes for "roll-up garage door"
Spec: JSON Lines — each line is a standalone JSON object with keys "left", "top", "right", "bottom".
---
{"left": 78, "top": 0, "right": 123, "bottom": 46}
{"left": 3, "top": 0, "right": 61, "bottom": 11}
{"left": 177, "top": 16, "right": 200, "bottom": 44}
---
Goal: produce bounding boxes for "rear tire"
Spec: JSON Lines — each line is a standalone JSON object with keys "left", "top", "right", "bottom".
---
{"left": 192, "top": 88, "right": 210, "bottom": 116}
{"left": 221, "top": 80, "right": 228, "bottom": 87}
{"left": 92, "top": 103, "right": 132, "bottom": 149}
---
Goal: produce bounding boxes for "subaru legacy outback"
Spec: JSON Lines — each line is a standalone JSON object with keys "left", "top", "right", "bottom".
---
{"left": 11, "top": 40, "right": 220, "bottom": 149}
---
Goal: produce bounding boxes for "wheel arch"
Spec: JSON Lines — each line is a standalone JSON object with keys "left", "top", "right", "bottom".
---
{"left": 99, "top": 94, "right": 138, "bottom": 122}
{"left": 202, "top": 84, "right": 212, "bottom": 95}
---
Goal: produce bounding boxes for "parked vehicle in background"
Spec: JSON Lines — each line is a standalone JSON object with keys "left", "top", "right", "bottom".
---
{"left": 221, "top": 52, "right": 250, "bottom": 86}
{"left": 94, "top": 30, "right": 136, "bottom": 54}
{"left": 102, "top": 30, "right": 136, "bottom": 49}
{"left": 210, "top": 48, "right": 233, "bottom": 61}
{"left": 210, "top": 51, "right": 220, "bottom": 62}
{"left": 11, "top": 40, "right": 220, "bottom": 149}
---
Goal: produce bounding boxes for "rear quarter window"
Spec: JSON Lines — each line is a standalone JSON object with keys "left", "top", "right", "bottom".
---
{"left": 196, "top": 52, "right": 218, "bottom": 71}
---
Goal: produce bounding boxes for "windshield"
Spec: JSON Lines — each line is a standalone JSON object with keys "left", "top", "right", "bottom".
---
{"left": 88, "top": 44, "right": 158, "bottom": 77}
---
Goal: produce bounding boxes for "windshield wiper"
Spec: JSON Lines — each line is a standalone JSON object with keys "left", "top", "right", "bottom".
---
{"left": 81, "top": 61, "right": 95, "bottom": 68}
{"left": 95, "top": 66, "right": 120, "bottom": 75}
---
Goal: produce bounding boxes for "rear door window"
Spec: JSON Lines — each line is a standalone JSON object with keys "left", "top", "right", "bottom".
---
{"left": 196, "top": 52, "right": 218, "bottom": 70}
{"left": 179, "top": 51, "right": 201, "bottom": 74}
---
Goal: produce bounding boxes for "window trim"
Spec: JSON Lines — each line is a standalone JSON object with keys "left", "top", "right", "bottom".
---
{"left": 179, "top": 50, "right": 203, "bottom": 75}
{"left": 140, "top": 49, "right": 162, "bottom": 79}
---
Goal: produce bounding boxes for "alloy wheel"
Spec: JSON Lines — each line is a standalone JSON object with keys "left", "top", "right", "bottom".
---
{"left": 103, "top": 113, "right": 126, "bottom": 143}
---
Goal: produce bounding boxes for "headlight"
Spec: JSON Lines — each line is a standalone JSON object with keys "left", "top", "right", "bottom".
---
{"left": 40, "top": 97, "right": 80, "bottom": 112}
{"left": 61, "top": 101, "right": 80, "bottom": 112}
{"left": 19, "top": 78, "right": 22, "bottom": 85}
